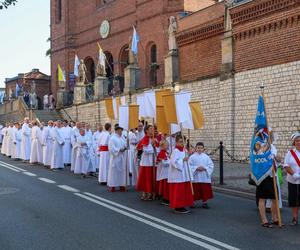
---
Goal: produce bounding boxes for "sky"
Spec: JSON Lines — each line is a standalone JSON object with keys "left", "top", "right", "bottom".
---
{"left": 0, "top": 0, "right": 50, "bottom": 87}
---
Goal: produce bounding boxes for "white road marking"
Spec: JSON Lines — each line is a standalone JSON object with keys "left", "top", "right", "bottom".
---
{"left": 75, "top": 193, "right": 222, "bottom": 250}
{"left": 38, "top": 178, "right": 56, "bottom": 184}
{"left": 0, "top": 163, "right": 20, "bottom": 172}
{"left": 23, "top": 172, "right": 37, "bottom": 177}
{"left": 84, "top": 192, "right": 239, "bottom": 250}
{"left": 0, "top": 161, "right": 26, "bottom": 171}
{"left": 57, "top": 185, "right": 79, "bottom": 193}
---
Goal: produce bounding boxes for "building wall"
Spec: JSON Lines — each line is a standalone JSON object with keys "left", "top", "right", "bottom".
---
{"left": 184, "top": 0, "right": 216, "bottom": 12}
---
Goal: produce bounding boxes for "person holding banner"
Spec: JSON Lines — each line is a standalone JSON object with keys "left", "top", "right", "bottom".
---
{"left": 107, "top": 124, "right": 128, "bottom": 192}
{"left": 168, "top": 134, "right": 194, "bottom": 214}
{"left": 136, "top": 125, "right": 158, "bottom": 200}
{"left": 98, "top": 123, "right": 112, "bottom": 185}
{"left": 283, "top": 132, "right": 300, "bottom": 226}
{"left": 189, "top": 142, "right": 214, "bottom": 208}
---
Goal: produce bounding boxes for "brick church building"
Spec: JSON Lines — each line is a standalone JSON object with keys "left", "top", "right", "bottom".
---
{"left": 50, "top": 0, "right": 216, "bottom": 95}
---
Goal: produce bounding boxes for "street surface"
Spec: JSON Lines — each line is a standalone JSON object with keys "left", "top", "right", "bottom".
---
{"left": 0, "top": 155, "right": 299, "bottom": 250}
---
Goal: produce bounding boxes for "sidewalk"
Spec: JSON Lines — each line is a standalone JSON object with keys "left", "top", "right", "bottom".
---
{"left": 212, "top": 160, "right": 288, "bottom": 200}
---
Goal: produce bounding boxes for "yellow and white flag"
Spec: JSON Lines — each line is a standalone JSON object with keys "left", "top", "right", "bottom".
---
{"left": 119, "top": 105, "right": 139, "bottom": 130}
{"left": 58, "top": 64, "right": 65, "bottom": 82}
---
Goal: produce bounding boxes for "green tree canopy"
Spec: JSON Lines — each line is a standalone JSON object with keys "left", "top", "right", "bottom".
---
{"left": 0, "top": 0, "right": 17, "bottom": 10}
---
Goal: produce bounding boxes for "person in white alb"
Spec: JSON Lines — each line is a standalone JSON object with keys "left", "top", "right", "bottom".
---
{"left": 6, "top": 122, "right": 14, "bottom": 157}
{"left": 62, "top": 120, "right": 72, "bottom": 166}
{"left": 42, "top": 120, "right": 54, "bottom": 167}
{"left": 1, "top": 123, "right": 8, "bottom": 155}
{"left": 11, "top": 122, "right": 22, "bottom": 160}
{"left": 107, "top": 124, "right": 128, "bottom": 192}
{"left": 189, "top": 142, "right": 214, "bottom": 209}
{"left": 21, "top": 118, "right": 31, "bottom": 161}
{"left": 98, "top": 123, "right": 112, "bottom": 185}
{"left": 50, "top": 120, "right": 65, "bottom": 170}
{"left": 30, "top": 120, "right": 42, "bottom": 164}
{"left": 74, "top": 128, "right": 94, "bottom": 177}
{"left": 128, "top": 129, "right": 138, "bottom": 186}
{"left": 71, "top": 122, "right": 81, "bottom": 172}
{"left": 93, "top": 124, "right": 103, "bottom": 171}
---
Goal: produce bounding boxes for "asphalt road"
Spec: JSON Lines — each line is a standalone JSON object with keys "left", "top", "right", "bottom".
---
{"left": 0, "top": 155, "right": 299, "bottom": 250}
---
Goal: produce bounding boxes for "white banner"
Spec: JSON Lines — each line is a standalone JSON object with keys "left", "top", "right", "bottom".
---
{"left": 118, "top": 105, "right": 129, "bottom": 130}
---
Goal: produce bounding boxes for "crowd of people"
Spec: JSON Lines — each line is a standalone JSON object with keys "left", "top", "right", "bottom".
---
{"left": 0, "top": 118, "right": 214, "bottom": 214}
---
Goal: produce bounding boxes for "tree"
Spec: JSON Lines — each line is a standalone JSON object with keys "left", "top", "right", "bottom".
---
{"left": 0, "top": 0, "right": 18, "bottom": 10}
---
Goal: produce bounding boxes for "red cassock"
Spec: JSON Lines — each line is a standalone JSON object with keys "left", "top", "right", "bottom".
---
{"left": 136, "top": 136, "right": 159, "bottom": 193}
{"left": 193, "top": 183, "right": 213, "bottom": 202}
{"left": 169, "top": 182, "right": 194, "bottom": 209}
{"left": 156, "top": 150, "right": 169, "bottom": 200}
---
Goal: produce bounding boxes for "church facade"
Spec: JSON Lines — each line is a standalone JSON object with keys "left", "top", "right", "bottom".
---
{"left": 50, "top": 0, "right": 214, "bottom": 95}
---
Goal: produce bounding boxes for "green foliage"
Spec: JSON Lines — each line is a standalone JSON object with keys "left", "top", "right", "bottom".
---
{"left": 46, "top": 37, "right": 51, "bottom": 57}
{"left": 0, "top": 0, "right": 18, "bottom": 10}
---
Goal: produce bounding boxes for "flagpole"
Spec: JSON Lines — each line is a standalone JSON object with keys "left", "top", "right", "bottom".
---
{"left": 180, "top": 124, "right": 194, "bottom": 195}
{"left": 260, "top": 83, "right": 282, "bottom": 227}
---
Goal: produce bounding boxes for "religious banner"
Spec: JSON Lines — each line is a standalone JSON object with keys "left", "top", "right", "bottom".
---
{"left": 105, "top": 97, "right": 114, "bottom": 120}
{"left": 189, "top": 101, "right": 204, "bottom": 129}
{"left": 156, "top": 105, "right": 169, "bottom": 134}
{"left": 250, "top": 95, "right": 273, "bottom": 185}
{"left": 162, "top": 94, "right": 177, "bottom": 124}
{"left": 155, "top": 89, "right": 171, "bottom": 106}
{"left": 119, "top": 105, "right": 139, "bottom": 130}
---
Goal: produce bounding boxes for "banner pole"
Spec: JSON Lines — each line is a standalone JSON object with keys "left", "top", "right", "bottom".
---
{"left": 260, "top": 84, "right": 282, "bottom": 227}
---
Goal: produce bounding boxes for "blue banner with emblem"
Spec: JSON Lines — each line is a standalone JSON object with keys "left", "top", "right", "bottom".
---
{"left": 250, "top": 95, "right": 273, "bottom": 185}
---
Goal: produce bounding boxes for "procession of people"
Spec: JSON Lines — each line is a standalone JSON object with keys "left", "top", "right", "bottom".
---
{"left": 0, "top": 118, "right": 215, "bottom": 215}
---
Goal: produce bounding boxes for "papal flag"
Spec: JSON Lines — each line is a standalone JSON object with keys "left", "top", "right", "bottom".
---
{"left": 58, "top": 64, "right": 65, "bottom": 82}
{"left": 105, "top": 96, "right": 124, "bottom": 120}
{"left": 189, "top": 101, "right": 204, "bottom": 129}
{"left": 119, "top": 105, "right": 139, "bottom": 130}
{"left": 250, "top": 95, "right": 273, "bottom": 185}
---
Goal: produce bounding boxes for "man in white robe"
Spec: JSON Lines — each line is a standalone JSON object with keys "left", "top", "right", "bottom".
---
{"left": 62, "top": 120, "right": 72, "bottom": 166}
{"left": 30, "top": 121, "right": 42, "bottom": 164}
{"left": 12, "top": 122, "right": 22, "bottom": 160}
{"left": 50, "top": 120, "right": 65, "bottom": 170}
{"left": 128, "top": 130, "right": 138, "bottom": 186}
{"left": 93, "top": 124, "right": 103, "bottom": 171}
{"left": 42, "top": 121, "right": 54, "bottom": 167}
{"left": 6, "top": 122, "right": 14, "bottom": 157}
{"left": 71, "top": 122, "right": 81, "bottom": 172}
{"left": 1, "top": 123, "right": 8, "bottom": 155}
{"left": 107, "top": 124, "right": 128, "bottom": 192}
{"left": 21, "top": 118, "right": 31, "bottom": 161}
{"left": 98, "top": 123, "right": 112, "bottom": 184}
{"left": 74, "top": 128, "right": 94, "bottom": 177}
{"left": 85, "top": 123, "right": 96, "bottom": 171}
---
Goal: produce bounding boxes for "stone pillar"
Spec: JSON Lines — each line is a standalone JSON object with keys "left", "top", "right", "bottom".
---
{"left": 164, "top": 50, "right": 179, "bottom": 85}
{"left": 56, "top": 80, "right": 67, "bottom": 108}
{"left": 73, "top": 82, "right": 86, "bottom": 105}
{"left": 124, "top": 64, "right": 140, "bottom": 94}
{"left": 94, "top": 76, "right": 108, "bottom": 100}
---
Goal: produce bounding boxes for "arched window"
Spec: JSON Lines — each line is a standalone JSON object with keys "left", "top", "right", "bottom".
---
{"left": 105, "top": 51, "right": 114, "bottom": 95}
{"left": 56, "top": 0, "right": 62, "bottom": 24}
{"left": 149, "top": 44, "right": 158, "bottom": 86}
{"left": 118, "top": 45, "right": 129, "bottom": 93}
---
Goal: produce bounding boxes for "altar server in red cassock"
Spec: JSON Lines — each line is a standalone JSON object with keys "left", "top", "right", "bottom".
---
{"left": 136, "top": 125, "right": 158, "bottom": 200}
{"left": 168, "top": 135, "right": 194, "bottom": 214}
{"left": 189, "top": 142, "right": 214, "bottom": 209}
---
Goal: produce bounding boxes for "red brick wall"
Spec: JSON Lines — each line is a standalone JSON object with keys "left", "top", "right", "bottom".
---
{"left": 50, "top": 0, "right": 185, "bottom": 93}
{"left": 232, "top": 0, "right": 300, "bottom": 73}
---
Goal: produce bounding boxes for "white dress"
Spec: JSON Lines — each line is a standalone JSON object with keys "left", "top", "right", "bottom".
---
{"left": 50, "top": 127, "right": 65, "bottom": 169}
{"left": 21, "top": 124, "right": 31, "bottom": 160}
{"left": 107, "top": 134, "right": 128, "bottom": 187}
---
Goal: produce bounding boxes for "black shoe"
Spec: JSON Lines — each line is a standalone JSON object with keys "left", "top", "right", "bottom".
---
{"left": 202, "top": 203, "right": 209, "bottom": 209}
{"left": 290, "top": 218, "right": 298, "bottom": 226}
{"left": 100, "top": 182, "right": 107, "bottom": 185}
{"left": 174, "top": 208, "right": 190, "bottom": 214}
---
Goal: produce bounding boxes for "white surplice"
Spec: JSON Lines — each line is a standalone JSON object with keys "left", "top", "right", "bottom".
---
{"left": 12, "top": 128, "right": 22, "bottom": 159}
{"left": 50, "top": 127, "right": 65, "bottom": 169}
{"left": 21, "top": 124, "right": 31, "bottom": 160}
{"left": 62, "top": 126, "right": 72, "bottom": 164}
{"left": 42, "top": 126, "right": 53, "bottom": 166}
{"left": 71, "top": 127, "right": 80, "bottom": 171}
{"left": 188, "top": 152, "right": 214, "bottom": 183}
{"left": 30, "top": 126, "right": 43, "bottom": 164}
{"left": 107, "top": 134, "right": 128, "bottom": 187}
{"left": 74, "top": 134, "right": 94, "bottom": 174}
{"left": 98, "top": 131, "right": 111, "bottom": 183}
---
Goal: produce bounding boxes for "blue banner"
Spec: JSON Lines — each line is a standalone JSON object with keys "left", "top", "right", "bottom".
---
{"left": 250, "top": 95, "right": 273, "bottom": 185}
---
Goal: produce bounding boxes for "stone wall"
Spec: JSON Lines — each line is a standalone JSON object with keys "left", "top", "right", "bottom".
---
{"left": 61, "top": 59, "right": 300, "bottom": 161}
